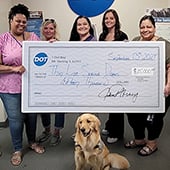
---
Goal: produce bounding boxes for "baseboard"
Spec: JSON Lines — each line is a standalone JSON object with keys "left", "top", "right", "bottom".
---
{"left": 0, "top": 119, "right": 8, "bottom": 128}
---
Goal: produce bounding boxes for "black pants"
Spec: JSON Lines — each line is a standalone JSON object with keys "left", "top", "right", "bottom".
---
{"left": 127, "top": 95, "right": 170, "bottom": 140}
{"left": 105, "top": 113, "right": 124, "bottom": 138}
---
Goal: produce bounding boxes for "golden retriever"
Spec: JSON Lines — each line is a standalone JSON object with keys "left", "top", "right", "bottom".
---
{"left": 74, "top": 113, "right": 130, "bottom": 170}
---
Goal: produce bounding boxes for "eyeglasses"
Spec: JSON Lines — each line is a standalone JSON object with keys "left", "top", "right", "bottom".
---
{"left": 45, "top": 19, "right": 55, "bottom": 23}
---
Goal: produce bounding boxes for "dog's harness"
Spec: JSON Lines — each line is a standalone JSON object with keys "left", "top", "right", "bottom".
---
{"left": 75, "top": 140, "right": 103, "bottom": 152}
{"left": 94, "top": 141, "right": 103, "bottom": 151}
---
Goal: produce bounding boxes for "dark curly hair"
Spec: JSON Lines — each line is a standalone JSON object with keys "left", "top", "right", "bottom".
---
{"left": 8, "top": 4, "right": 30, "bottom": 22}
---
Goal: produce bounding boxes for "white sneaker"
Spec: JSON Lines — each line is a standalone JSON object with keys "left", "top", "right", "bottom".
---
{"left": 107, "top": 137, "right": 118, "bottom": 144}
{"left": 101, "top": 129, "right": 109, "bottom": 135}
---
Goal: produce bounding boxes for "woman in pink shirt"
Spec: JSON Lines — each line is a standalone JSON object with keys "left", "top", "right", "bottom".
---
{"left": 0, "top": 4, "right": 44, "bottom": 166}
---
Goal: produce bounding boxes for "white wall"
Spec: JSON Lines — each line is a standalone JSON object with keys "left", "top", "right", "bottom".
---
{"left": 0, "top": 99, "right": 7, "bottom": 123}
{"left": 0, "top": 0, "right": 168, "bottom": 40}
{"left": 0, "top": 0, "right": 12, "bottom": 122}
{"left": 0, "top": 0, "right": 12, "bottom": 33}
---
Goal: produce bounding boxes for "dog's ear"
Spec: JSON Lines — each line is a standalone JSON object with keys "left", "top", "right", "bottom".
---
{"left": 93, "top": 115, "right": 101, "bottom": 131}
{"left": 75, "top": 116, "right": 80, "bottom": 129}
{"left": 94, "top": 115, "right": 101, "bottom": 126}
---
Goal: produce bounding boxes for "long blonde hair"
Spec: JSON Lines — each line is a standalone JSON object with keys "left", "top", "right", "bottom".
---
{"left": 40, "top": 19, "right": 60, "bottom": 40}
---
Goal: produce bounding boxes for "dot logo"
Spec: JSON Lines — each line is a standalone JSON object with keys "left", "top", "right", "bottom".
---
{"left": 67, "top": 0, "right": 115, "bottom": 17}
{"left": 33, "top": 52, "right": 48, "bottom": 66}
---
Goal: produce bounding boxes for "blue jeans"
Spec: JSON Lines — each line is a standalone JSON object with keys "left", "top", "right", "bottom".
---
{"left": 0, "top": 93, "right": 37, "bottom": 152}
{"left": 40, "top": 113, "right": 65, "bottom": 129}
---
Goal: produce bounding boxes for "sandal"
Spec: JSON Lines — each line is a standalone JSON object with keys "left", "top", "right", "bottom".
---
{"left": 11, "top": 151, "right": 22, "bottom": 166}
{"left": 138, "top": 145, "right": 158, "bottom": 156}
{"left": 124, "top": 140, "right": 146, "bottom": 149}
{"left": 29, "top": 143, "right": 45, "bottom": 154}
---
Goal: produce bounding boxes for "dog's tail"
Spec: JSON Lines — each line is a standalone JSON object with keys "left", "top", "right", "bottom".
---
{"left": 107, "top": 153, "right": 130, "bottom": 169}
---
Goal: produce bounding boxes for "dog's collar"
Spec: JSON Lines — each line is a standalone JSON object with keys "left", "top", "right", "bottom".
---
{"left": 75, "top": 141, "right": 103, "bottom": 151}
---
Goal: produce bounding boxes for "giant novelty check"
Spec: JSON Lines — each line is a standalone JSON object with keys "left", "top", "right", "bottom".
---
{"left": 22, "top": 41, "right": 165, "bottom": 113}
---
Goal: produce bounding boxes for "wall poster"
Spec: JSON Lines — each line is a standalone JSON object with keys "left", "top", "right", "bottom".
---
{"left": 146, "top": 8, "right": 170, "bottom": 42}
{"left": 26, "top": 11, "right": 43, "bottom": 38}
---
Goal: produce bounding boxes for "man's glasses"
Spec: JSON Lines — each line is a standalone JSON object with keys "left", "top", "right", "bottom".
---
{"left": 45, "top": 19, "right": 55, "bottom": 23}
